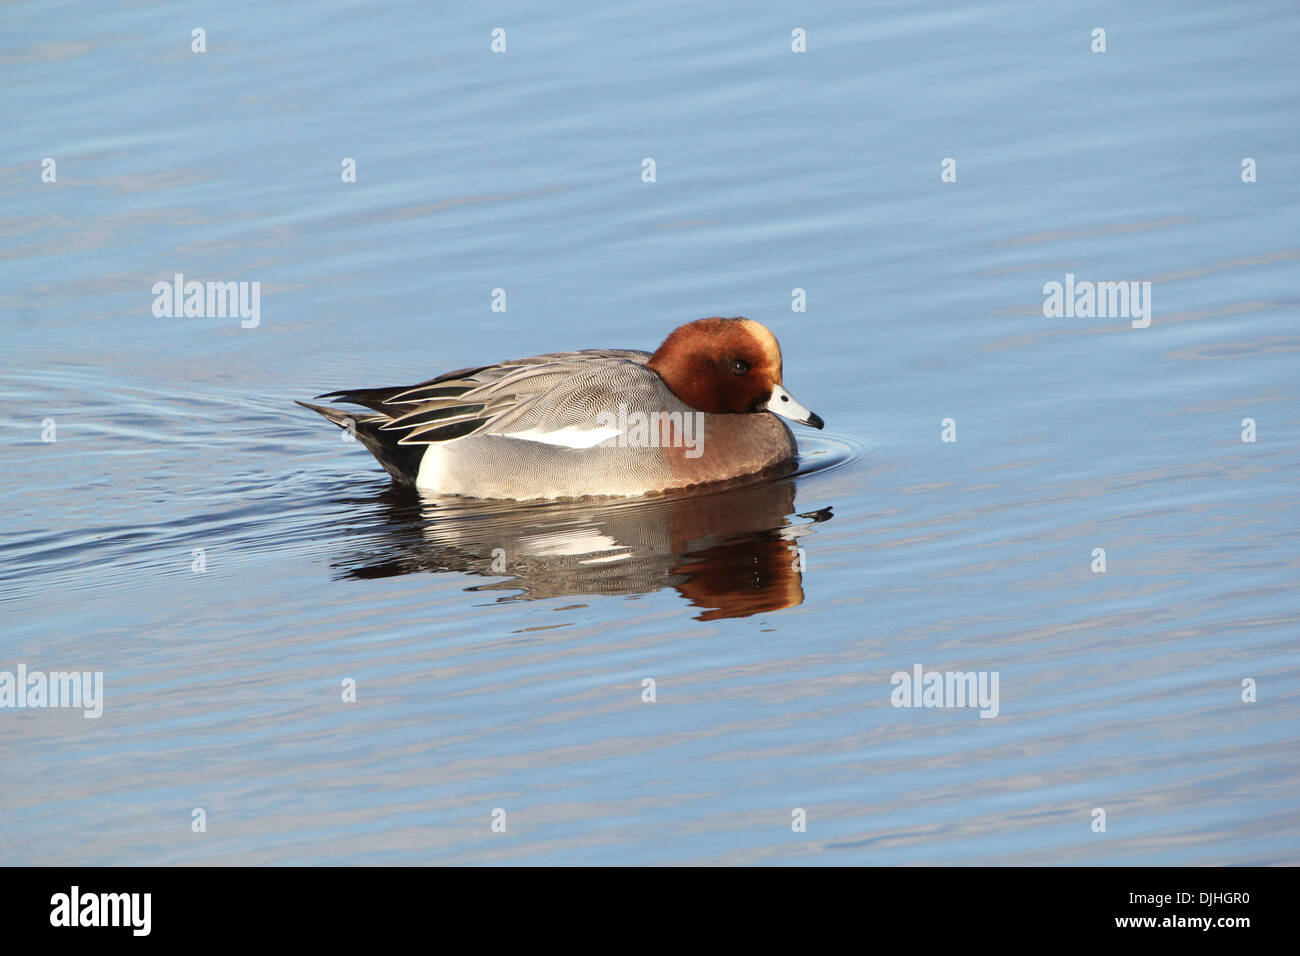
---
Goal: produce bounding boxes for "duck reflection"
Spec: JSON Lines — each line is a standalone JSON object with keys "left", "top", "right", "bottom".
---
{"left": 332, "top": 473, "right": 832, "bottom": 621}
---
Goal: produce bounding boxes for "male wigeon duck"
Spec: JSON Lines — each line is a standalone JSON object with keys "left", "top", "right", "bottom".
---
{"left": 298, "top": 316, "right": 823, "bottom": 500}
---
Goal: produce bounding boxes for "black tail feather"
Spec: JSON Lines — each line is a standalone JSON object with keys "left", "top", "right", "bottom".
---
{"left": 296, "top": 400, "right": 424, "bottom": 485}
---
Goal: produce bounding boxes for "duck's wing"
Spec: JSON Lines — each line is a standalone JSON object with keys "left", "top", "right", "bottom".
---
{"left": 302, "top": 349, "right": 658, "bottom": 446}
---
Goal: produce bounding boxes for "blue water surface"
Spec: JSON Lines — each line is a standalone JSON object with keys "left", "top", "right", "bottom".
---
{"left": 1, "top": 0, "right": 1297, "bottom": 864}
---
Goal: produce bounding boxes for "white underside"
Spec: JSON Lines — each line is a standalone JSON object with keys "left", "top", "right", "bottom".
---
{"left": 415, "top": 442, "right": 448, "bottom": 490}
{"left": 414, "top": 427, "right": 624, "bottom": 491}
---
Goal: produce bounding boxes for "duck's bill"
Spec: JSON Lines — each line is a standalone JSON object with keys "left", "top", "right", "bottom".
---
{"left": 765, "top": 384, "right": 824, "bottom": 429}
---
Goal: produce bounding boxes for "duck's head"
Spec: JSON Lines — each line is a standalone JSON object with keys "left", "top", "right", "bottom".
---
{"left": 647, "top": 317, "right": 824, "bottom": 428}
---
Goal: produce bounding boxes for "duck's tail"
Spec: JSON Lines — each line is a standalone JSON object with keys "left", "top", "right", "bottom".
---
{"left": 295, "top": 399, "right": 423, "bottom": 485}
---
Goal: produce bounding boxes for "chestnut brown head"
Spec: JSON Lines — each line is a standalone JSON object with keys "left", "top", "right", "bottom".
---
{"left": 646, "top": 317, "right": 822, "bottom": 427}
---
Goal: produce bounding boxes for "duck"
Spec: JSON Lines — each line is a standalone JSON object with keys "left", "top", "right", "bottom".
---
{"left": 297, "top": 316, "right": 824, "bottom": 500}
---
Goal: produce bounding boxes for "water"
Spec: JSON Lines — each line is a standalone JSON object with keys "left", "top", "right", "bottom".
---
{"left": 2, "top": 0, "right": 1297, "bottom": 864}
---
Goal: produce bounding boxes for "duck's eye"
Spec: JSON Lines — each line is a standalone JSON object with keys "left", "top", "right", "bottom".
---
{"left": 731, "top": 358, "right": 750, "bottom": 374}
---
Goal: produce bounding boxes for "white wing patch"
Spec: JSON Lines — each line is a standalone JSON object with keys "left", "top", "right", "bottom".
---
{"left": 502, "top": 426, "right": 622, "bottom": 449}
